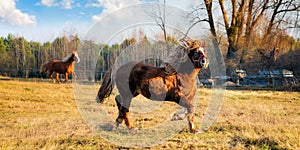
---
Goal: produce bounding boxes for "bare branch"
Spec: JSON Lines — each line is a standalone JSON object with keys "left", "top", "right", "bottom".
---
{"left": 183, "top": 18, "right": 209, "bottom": 38}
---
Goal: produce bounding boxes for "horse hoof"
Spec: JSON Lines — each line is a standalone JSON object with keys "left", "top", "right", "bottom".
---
{"left": 113, "top": 122, "right": 121, "bottom": 130}
{"left": 111, "top": 126, "right": 118, "bottom": 131}
{"left": 190, "top": 129, "right": 202, "bottom": 134}
{"left": 171, "top": 112, "right": 186, "bottom": 121}
{"left": 128, "top": 127, "right": 138, "bottom": 134}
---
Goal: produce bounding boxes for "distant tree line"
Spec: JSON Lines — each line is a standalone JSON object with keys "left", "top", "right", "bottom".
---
{"left": 0, "top": 29, "right": 299, "bottom": 80}
{"left": 0, "top": 33, "right": 178, "bottom": 80}
{"left": 0, "top": 34, "right": 81, "bottom": 78}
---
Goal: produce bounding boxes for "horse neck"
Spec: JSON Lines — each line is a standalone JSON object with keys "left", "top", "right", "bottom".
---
{"left": 65, "top": 57, "right": 74, "bottom": 64}
{"left": 180, "top": 68, "right": 200, "bottom": 78}
{"left": 177, "top": 60, "right": 200, "bottom": 76}
{"left": 191, "top": 68, "right": 200, "bottom": 78}
{"left": 178, "top": 67, "right": 200, "bottom": 88}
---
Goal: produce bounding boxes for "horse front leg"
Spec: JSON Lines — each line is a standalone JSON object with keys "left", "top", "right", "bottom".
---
{"left": 179, "top": 99, "right": 199, "bottom": 133}
{"left": 72, "top": 72, "right": 77, "bottom": 82}
{"left": 55, "top": 73, "right": 60, "bottom": 84}
{"left": 64, "top": 73, "right": 68, "bottom": 83}
{"left": 186, "top": 105, "right": 200, "bottom": 133}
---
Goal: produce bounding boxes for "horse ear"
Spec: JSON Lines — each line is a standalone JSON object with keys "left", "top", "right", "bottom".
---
{"left": 192, "top": 40, "right": 200, "bottom": 50}
{"left": 201, "top": 41, "right": 207, "bottom": 53}
{"left": 179, "top": 40, "right": 188, "bottom": 48}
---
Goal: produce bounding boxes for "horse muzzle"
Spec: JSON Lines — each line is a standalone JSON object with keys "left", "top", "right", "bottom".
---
{"left": 200, "top": 57, "right": 209, "bottom": 69}
{"left": 75, "top": 57, "right": 80, "bottom": 63}
{"left": 192, "top": 51, "right": 209, "bottom": 69}
{"left": 193, "top": 57, "right": 209, "bottom": 69}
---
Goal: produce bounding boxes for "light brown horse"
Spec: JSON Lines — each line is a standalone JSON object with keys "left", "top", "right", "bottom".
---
{"left": 40, "top": 51, "right": 80, "bottom": 84}
{"left": 96, "top": 39, "right": 209, "bottom": 133}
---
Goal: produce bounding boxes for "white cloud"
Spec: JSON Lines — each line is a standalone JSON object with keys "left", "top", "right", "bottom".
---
{"left": 39, "top": 0, "right": 75, "bottom": 9}
{"left": 90, "top": 0, "right": 141, "bottom": 22}
{"left": 165, "top": 0, "right": 197, "bottom": 11}
{"left": 89, "top": 0, "right": 197, "bottom": 22}
{"left": 60, "top": 0, "right": 73, "bottom": 9}
{"left": 0, "top": 0, "right": 36, "bottom": 26}
{"left": 41, "top": 0, "right": 56, "bottom": 7}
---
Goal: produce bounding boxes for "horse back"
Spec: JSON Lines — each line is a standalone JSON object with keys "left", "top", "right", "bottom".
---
{"left": 47, "top": 60, "right": 73, "bottom": 74}
{"left": 131, "top": 62, "right": 167, "bottom": 79}
{"left": 116, "top": 61, "right": 181, "bottom": 101}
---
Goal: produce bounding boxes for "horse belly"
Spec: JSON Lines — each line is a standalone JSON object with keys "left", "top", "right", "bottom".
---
{"left": 66, "top": 67, "right": 73, "bottom": 74}
{"left": 53, "top": 63, "right": 69, "bottom": 74}
{"left": 145, "top": 77, "right": 170, "bottom": 100}
{"left": 55, "top": 68, "right": 66, "bottom": 74}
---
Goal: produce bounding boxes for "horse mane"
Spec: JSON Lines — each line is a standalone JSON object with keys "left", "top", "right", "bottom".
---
{"left": 162, "top": 39, "right": 200, "bottom": 74}
{"left": 62, "top": 51, "right": 80, "bottom": 63}
{"left": 62, "top": 53, "right": 73, "bottom": 62}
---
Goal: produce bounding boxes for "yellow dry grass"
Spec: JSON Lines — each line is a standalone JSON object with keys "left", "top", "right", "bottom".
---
{"left": 0, "top": 79, "right": 299, "bottom": 149}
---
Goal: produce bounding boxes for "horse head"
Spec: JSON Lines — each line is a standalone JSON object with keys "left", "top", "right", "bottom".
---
{"left": 177, "top": 38, "right": 209, "bottom": 69}
{"left": 162, "top": 39, "right": 209, "bottom": 74}
{"left": 72, "top": 51, "right": 80, "bottom": 63}
{"left": 181, "top": 39, "right": 209, "bottom": 69}
{"left": 63, "top": 51, "right": 80, "bottom": 63}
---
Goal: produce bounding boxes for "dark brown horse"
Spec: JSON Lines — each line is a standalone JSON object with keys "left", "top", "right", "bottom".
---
{"left": 96, "top": 39, "right": 209, "bottom": 133}
{"left": 40, "top": 51, "right": 80, "bottom": 84}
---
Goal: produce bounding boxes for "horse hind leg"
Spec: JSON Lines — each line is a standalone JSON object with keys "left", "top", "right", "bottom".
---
{"left": 114, "top": 95, "right": 135, "bottom": 131}
{"left": 115, "top": 95, "right": 124, "bottom": 129}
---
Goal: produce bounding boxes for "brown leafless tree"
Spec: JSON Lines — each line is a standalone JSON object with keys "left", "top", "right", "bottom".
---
{"left": 149, "top": 0, "right": 168, "bottom": 42}
{"left": 264, "top": 0, "right": 300, "bottom": 40}
{"left": 188, "top": 0, "right": 299, "bottom": 62}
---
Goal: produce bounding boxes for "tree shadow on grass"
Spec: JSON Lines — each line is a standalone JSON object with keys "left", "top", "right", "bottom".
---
{"left": 229, "top": 136, "right": 286, "bottom": 150}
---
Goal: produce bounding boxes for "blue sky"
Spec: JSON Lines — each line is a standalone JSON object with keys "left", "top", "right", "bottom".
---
{"left": 0, "top": 0, "right": 196, "bottom": 42}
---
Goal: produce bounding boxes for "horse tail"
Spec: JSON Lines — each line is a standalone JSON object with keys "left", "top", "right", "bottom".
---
{"left": 96, "top": 68, "right": 114, "bottom": 103}
{"left": 40, "top": 63, "right": 48, "bottom": 74}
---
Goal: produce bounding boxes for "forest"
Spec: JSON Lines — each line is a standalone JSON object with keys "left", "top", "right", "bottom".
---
{"left": 0, "top": 32, "right": 299, "bottom": 80}
{"left": 0, "top": 0, "right": 299, "bottom": 79}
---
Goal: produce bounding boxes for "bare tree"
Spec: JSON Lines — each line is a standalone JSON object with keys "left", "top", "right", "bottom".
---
{"left": 239, "top": 0, "right": 270, "bottom": 63}
{"left": 189, "top": 0, "right": 248, "bottom": 59}
{"left": 149, "top": 0, "right": 167, "bottom": 41}
{"left": 204, "top": 0, "right": 217, "bottom": 37}
{"left": 264, "top": 0, "right": 300, "bottom": 39}
{"left": 245, "top": 0, "right": 270, "bottom": 47}
{"left": 183, "top": 1, "right": 210, "bottom": 38}
{"left": 218, "top": 0, "right": 249, "bottom": 59}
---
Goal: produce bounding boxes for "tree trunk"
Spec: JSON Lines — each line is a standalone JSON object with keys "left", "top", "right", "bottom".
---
{"left": 236, "top": 0, "right": 246, "bottom": 45}
{"left": 226, "top": 43, "right": 238, "bottom": 59}
{"left": 265, "top": 0, "right": 283, "bottom": 38}
{"left": 219, "top": 0, "right": 238, "bottom": 59}
{"left": 204, "top": 0, "right": 217, "bottom": 37}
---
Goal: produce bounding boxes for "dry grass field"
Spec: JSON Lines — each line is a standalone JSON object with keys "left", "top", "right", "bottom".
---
{"left": 0, "top": 79, "right": 299, "bottom": 149}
